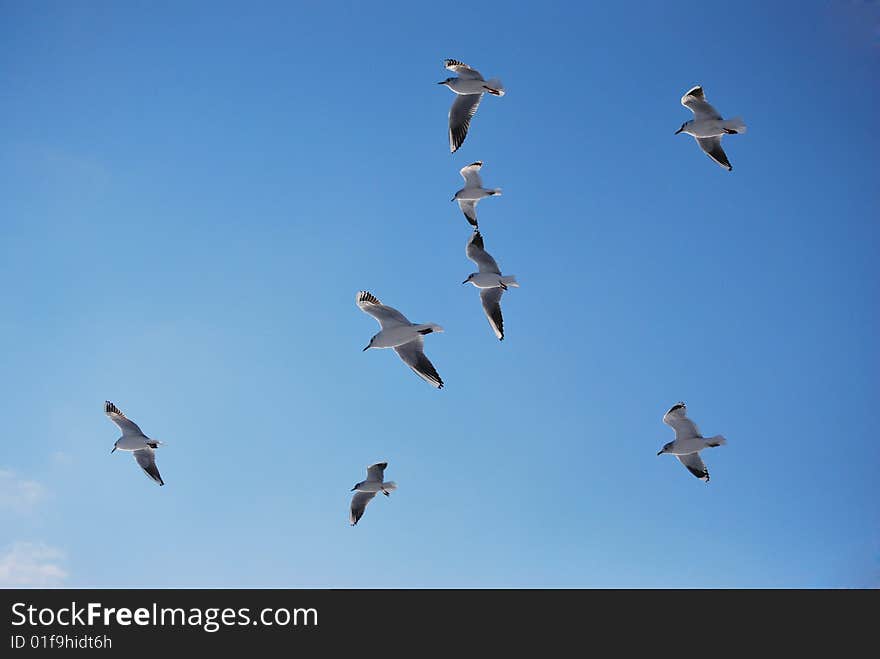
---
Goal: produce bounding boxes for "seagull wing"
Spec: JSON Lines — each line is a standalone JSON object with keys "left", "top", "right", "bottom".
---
{"left": 480, "top": 287, "right": 505, "bottom": 341}
{"left": 366, "top": 461, "right": 387, "bottom": 482}
{"left": 133, "top": 447, "right": 164, "bottom": 486}
{"left": 676, "top": 452, "right": 710, "bottom": 482}
{"left": 444, "top": 58, "right": 484, "bottom": 80}
{"left": 662, "top": 402, "right": 702, "bottom": 440}
{"left": 449, "top": 92, "right": 482, "bottom": 153}
{"left": 356, "top": 291, "right": 411, "bottom": 330}
{"left": 695, "top": 136, "right": 732, "bottom": 170}
{"left": 459, "top": 161, "right": 484, "bottom": 187}
{"left": 350, "top": 490, "right": 377, "bottom": 525}
{"left": 104, "top": 401, "right": 145, "bottom": 437}
{"left": 466, "top": 230, "right": 501, "bottom": 274}
{"left": 458, "top": 200, "right": 479, "bottom": 227}
{"left": 681, "top": 85, "right": 722, "bottom": 121}
{"left": 394, "top": 337, "right": 444, "bottom": 389}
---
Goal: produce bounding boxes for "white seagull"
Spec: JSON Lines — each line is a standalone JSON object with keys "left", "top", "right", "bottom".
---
{"left": 675, "top": 85, "right": 746, "bottom": 171}
{"left": 350, "top": 461, "right": 398, "bottom": 526}
{"left": 357, "top": 291, "right": 445, "bottom": 388}
{"left": 463, "top": 230, "right": 519, "bottom": 340}
{"left": 105, "top": 401, "right": 165, "bottom": 486}
{"left": 657, "top": 401, "right": 727, "bottom": 482}
{"left": 438, "top": 58, "right": 504, "bottom": 153}
{"left": 452, "top": 161, "right": 501, "bottom": 228}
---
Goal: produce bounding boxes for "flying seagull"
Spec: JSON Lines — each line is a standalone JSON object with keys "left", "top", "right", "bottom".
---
{"left": 463, "top": 230, "right": 519, "bottom": 340}
{"left": 357, "top": 291, "right": 445, "bottom": 388}
{"left": 438, "top": 58, "right": 504, "bottom": 153}
{"left": 675, "top": 85, "right": 747, "bottom": 171}
{"left": 105, "top": 401, "right": 165, "bottom": 486}
{"left": 657, "top": 401, "right": 727, "bottom": 482}
{"left": 350, "top": 461, "right": 398, "bottom": 526}
{"left": 452, "top": 161, "right": 501, "bottom": 228}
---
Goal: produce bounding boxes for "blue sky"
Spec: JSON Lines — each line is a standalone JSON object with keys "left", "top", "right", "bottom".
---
{"left": 1, "top": 1, "right": 877, "bottom": 587}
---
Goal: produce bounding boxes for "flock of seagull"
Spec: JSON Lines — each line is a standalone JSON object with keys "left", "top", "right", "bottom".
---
{"left": 105, "top": 59, "right": 746, "bottom": 525}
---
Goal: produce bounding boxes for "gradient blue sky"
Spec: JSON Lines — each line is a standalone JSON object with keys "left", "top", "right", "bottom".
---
{"left": 1, "top": 1, "right": 878, "bottom": 587}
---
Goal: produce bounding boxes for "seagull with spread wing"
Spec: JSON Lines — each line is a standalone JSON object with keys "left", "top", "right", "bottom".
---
{"left": 438, "top": 58, "right": 504, "bottom": 153}
{"left": 657, "top": 401, "right": 727, "bottom": 482}
{"left": 452, "top": 161, "right": 501, "bottom": 228}
{"left": 105, "top": 401, "right": 165, "bottom": 486}
{"left": 675, "top": 85, "right": 746, "bottom": 171}
{"left": 350, "top": 461, "right": 398, "bottom": 526}
{"left": 463, "top": 230, "right": 519, "bottom": 341}
{"left": 357, "top": 291, "right": 445, "bottom": 389}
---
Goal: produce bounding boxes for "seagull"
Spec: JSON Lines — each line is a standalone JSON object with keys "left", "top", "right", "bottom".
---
{"left": 356, "top": 291, "right": 445, "bottom": 388}
{"left": 675, "top": 85, "right": 747, "bottom": 171}
{"left": 657, "top": 401, "right": 727, "bottom": 482}
{"left": 452, "top": 161, "right": 501, "bottom": 228}
{"left": 350, "top": 461, "right": 398, "bottom": 526}
{"left": 438, "top": 58, "right": 504, "bottom": 153}
{"left": 105, "top": 401, "right": 165, "bottom": 486}
{"left": 463, "top": 230, "right": 519, "bottom": 340}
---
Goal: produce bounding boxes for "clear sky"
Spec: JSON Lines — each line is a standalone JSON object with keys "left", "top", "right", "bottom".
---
{"left": 1, "top": 1, "right": 878, "bottom": 588}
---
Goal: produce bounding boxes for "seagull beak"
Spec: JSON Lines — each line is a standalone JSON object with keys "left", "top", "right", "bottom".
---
{"left": 111, "top": 446, "right": 116, "bottom": 454}
{"left": 351, "top": 486, "right": 357, "bottom": 491}
{"left": 674, "top": 127, "right": 683, "bottom": 135}
{"left": 362, "top": 345, "right": 370, "bottom": 351}
{"left": 462, "top": 279, "right": 469, "bottom": 285}
{"left": 657, "top": 450, "right": 663, "bottom": 456}
{"left": 451, "top": 196, "right": 456, "bottom": 202}
{"left": 437, "top": 81, "right": 445, "bottom": 85}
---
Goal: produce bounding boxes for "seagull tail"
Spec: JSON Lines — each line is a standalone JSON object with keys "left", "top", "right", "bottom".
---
{"left": 484, "top": 78, "right": 505, "bottom": 96}
{"left": 501, "top": 275, "right": 519, "bottom": 288}
{"left": 416, "top": 323, "right": 444, "bottom": 335}
{"left": 705, "top": 435, "right": 727, "bottom": 448}
{"left": 383, "top": 481, "right": 398, "bottom": 492}
{"left": 722, "top": 117, "right": 746, "bottom": 134}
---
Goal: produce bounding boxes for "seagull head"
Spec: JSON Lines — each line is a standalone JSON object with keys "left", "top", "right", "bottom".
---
{"left": 674, "top": 121, "right": 690, "bottom": 135}
{"left": 437, "top": 78, "right": 453, "bottom": 87}
{"left": 363, "top": 335, "right": 376, "bottom": 351}
{"left": 462, "top": 274, "right": 474, "bottom": 285}
{"left": 657, "top": 442, "right": 673, "bottom": 456}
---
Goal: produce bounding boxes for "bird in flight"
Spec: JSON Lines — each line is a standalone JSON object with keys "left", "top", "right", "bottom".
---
{"left": 350, "top": 461, "right": 397, "bottom": 526}
{"left": 675, "top": 85, "right": 746, "bottom": 171}
{"left": 438, "top": 58, "right": 504, "bottom": 153}
{"left": 657, "top": 401, "right": 727, "bottom": 482}
{"left": 105, "top": 401, "right": 166, "bottom": 486}
{"left": 356, "top": 291, "right": 445, "bottom": 388}
{"left": 452, "top": 161, "right": 502, "bottom": 228}
{"left": 463, "top": 229, "right": 519, "bottom": 340}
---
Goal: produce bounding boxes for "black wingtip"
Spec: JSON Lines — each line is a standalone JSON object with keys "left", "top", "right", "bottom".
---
{"left": 357, "top": 291, "right": 381, "bottom": 306}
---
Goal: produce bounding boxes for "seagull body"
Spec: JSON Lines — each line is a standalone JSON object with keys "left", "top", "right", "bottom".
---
{"left": 104, "top": 401, "right": 165, "bottom": 486}
{"left": 675, "top": 85, "right": 746, "bottom": 171}
{"left": 657, "top": 402, "right": 727, "bottom": 482}
{"left": 350, "top": 461, "right": 397, "bottom": 526}
{"left": 438, "top": 59, "right": 504, "bottom": 153}
{"left": 356, "top": 291, "right": 445, "bottom": 388}
{"left": 453, "top": 161, "right": 501, "bottom": 228}
{"left": 463, "top": 230, "right": 518, "bottom": 340}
